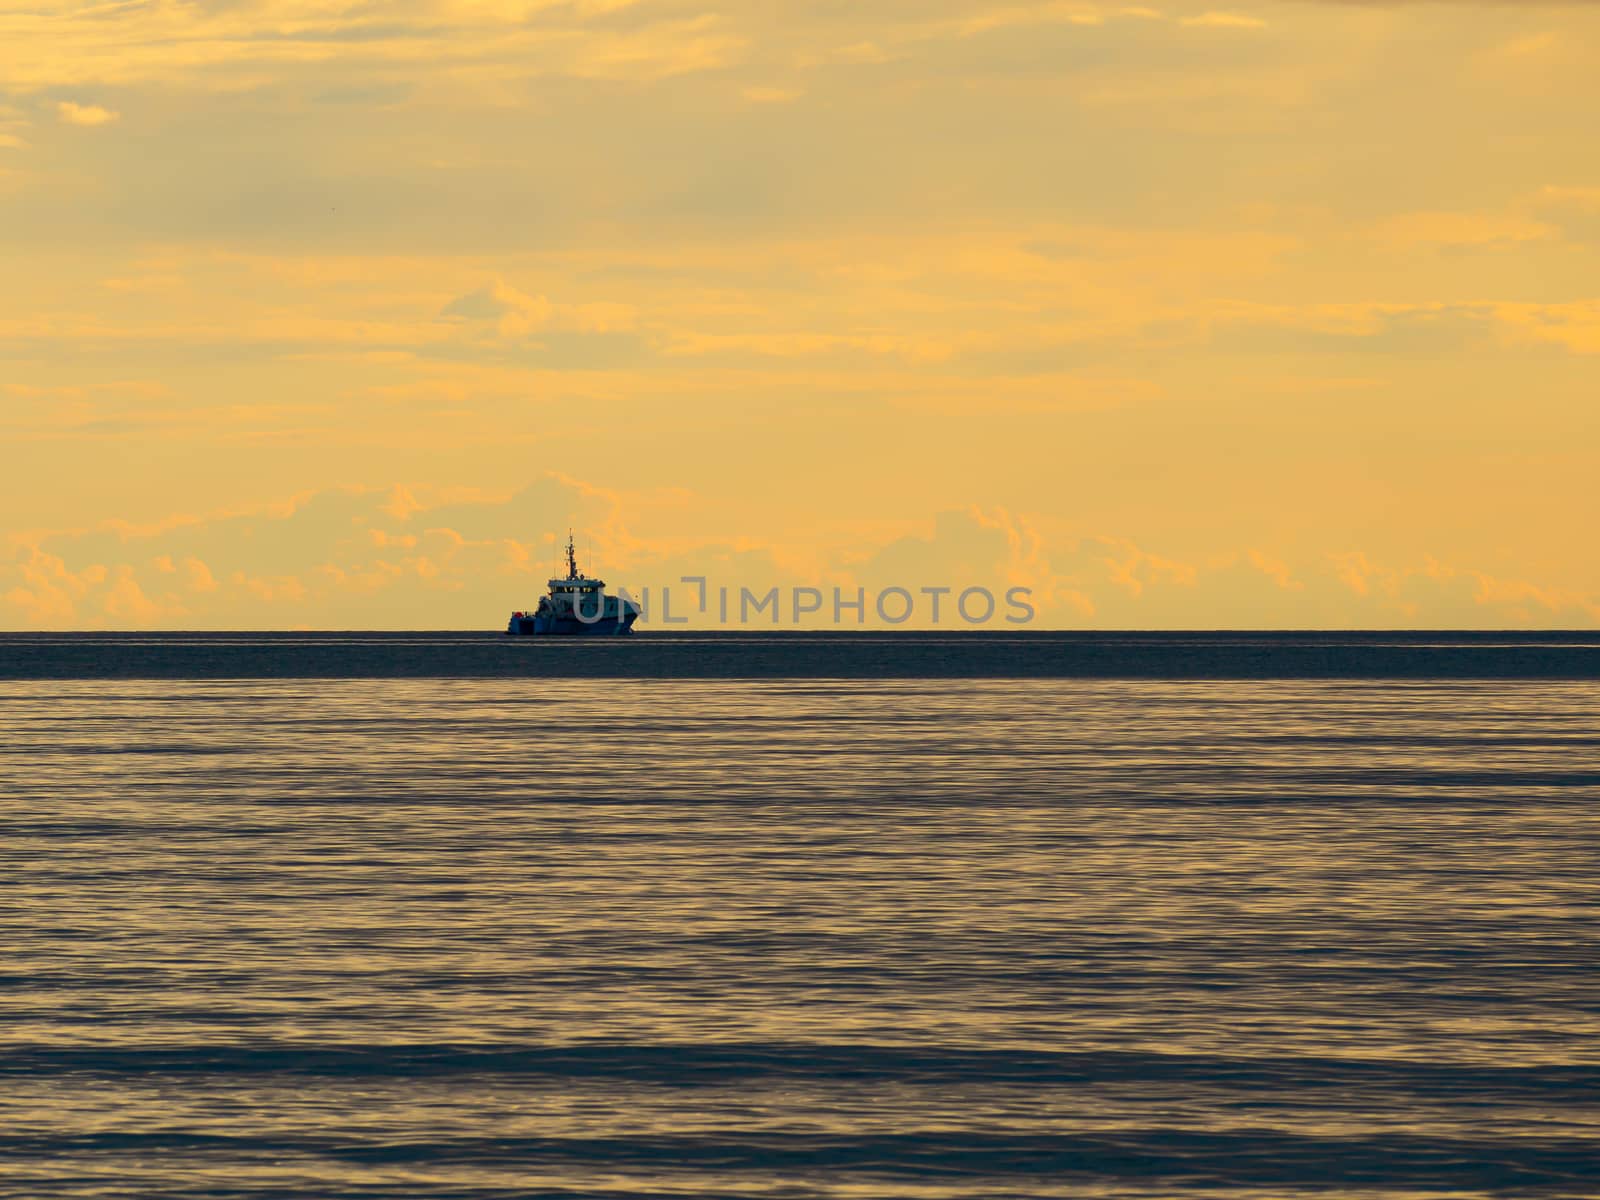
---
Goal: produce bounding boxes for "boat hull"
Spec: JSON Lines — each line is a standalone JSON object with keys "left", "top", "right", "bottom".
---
{"left": 507, "top": 613, "right": 636, "bottom": 636}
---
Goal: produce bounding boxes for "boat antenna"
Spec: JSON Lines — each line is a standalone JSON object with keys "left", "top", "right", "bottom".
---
{"left": 566, "top": 529, "right": 578, "bottom": 580}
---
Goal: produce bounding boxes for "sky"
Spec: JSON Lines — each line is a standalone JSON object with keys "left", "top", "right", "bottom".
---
{"left": 2, "top": 0, "right": 1597, "bottom": 629}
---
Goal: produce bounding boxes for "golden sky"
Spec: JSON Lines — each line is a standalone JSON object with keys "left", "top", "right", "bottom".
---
{"left": 2, "top": 0, "right": 1597, "bottom": 628}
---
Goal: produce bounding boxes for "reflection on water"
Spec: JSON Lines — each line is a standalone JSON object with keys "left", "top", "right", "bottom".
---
{"left": 1, "top": 679, "right": 1596, "bottom": 1197}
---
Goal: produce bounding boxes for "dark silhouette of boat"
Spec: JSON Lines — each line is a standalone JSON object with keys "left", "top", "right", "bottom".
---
{"left": 506, "top": 534, "right": 639, "bottom": 635}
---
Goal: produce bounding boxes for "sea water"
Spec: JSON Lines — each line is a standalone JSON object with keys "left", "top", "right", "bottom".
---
{"left": 1, "top": 635, "right": 1596, "bottom": 1198}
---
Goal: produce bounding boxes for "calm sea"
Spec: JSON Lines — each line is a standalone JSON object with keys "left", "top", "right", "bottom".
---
{"left": 2, "top": 634, "right": 1596, "bottom": 1198}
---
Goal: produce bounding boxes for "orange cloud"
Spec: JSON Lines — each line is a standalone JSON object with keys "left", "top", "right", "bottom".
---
{"left": 4, "top": 482, "right": 1596, "bottom": 630}
{"left": 56, "top": 100, "right": 119, "bottom": 126}
{"left": 1180, "top": 12, "right": 1266, "bottom": 30}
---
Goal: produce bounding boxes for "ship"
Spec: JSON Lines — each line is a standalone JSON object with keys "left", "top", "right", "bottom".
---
{"left": 506, "top": 534, "right": 640, "bottom": 635}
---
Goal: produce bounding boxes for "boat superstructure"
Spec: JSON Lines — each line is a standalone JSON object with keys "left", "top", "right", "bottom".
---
{"left": 507, "top": 535, "right": 639, "bottom": 635}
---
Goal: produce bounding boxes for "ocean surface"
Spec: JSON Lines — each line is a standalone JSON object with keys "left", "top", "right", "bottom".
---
{"left": 3, "top": 630, "right": 1600, "bottom": 679}
{"left": 1, "top": 633, "right": 1597, "bottom": 1198}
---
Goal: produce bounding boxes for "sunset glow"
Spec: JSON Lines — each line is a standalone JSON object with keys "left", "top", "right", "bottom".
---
{"left": 3, "top": 0, "right": 1597, "bottom": 628}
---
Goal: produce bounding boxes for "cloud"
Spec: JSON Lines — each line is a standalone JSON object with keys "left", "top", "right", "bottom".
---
{"left": 1208, "top": 299, "right": 1503, "bottom": 354}
{"left": 1528, "top": 185, "right": 1600, "bottom": 245}
{"left": 844, "top": 511, "right": 1599, "bottom": 630}
{"left": 0, "top": 102, "right": 33, "bottom": 154}
{"left": 0, "top": 476, "right": 627, "bottom": 629}
{"left": 1494, "top": 301, "right": 1600, "bottom": 354}
{"left": 439, "top": 279, "right": 553, "bottom": 338}
{"left": 1536, "top": 185, "right": 1600, "bottom": 211}
{"left": 56, "top": 101, "right": 119, "bottom": 126}
{"left": 1179, "top": 11, "right": 1267, "bottom": 29}
{"left": 1373, "top": 210, "right": 1555, "bottom": 249}
{"left": 11, "top": 480, "right": 1590, "bottom": 631}
{"left": 741, "top": 86, "right": 803, "bottom": 103}
{"left": 100, "top": 273, "right": 182, "bottom": 293}
{"left": 3, "top": 4, "right": 746, "bottom": 92}
{"left": 804, "top": 41, "right": 898, "bottom": 66}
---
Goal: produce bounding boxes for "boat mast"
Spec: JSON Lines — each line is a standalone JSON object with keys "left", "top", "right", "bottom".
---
{"left": 566, "top": 530, "right": 579, "bottom": 580}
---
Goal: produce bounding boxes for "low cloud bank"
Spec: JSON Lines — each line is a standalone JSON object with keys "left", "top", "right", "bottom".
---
{"left": 3, "top": 476, "right": 1595, "bottom": 630}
